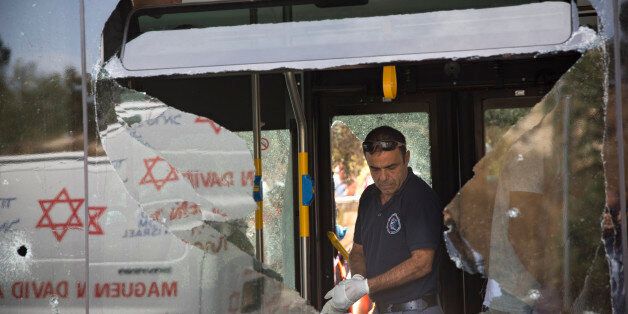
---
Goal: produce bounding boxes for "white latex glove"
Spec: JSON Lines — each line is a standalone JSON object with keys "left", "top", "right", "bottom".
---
{"left": 323, "top": 274, "right": 369, "bottom": 311}
{"left": 320, "top": 299, "right": 347, "bottom": 314}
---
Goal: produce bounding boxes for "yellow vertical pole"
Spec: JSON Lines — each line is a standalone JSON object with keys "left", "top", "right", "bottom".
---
{"left": 285, "top": 71, "right": 312, "bottom": 301}
{"left": 252, "top": 74, "right": 264, "bottom": 263}
{"left": 298, "top": 152, "right": 310, "bottom": 238}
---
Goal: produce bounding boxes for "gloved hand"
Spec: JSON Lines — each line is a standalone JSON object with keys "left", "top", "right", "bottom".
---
{"left": 320, "top": 299, "right": 347, "bottom": 314}
{"left": 323, "top": 274, "right": 369, "bottom": 311}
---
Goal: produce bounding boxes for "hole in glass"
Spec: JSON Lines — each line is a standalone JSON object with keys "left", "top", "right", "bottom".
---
{"left": 17, "top": 245, "right": 27, "bottom": 257}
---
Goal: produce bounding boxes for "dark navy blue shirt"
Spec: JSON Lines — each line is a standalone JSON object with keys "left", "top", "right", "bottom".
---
{"left": 354, "top": 168, "right": 442, "bottom": 304}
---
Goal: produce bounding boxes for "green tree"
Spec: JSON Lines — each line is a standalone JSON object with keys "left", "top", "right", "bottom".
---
{"left": 331, "top": 121, "right": 366, "bottom": 181}
{"left": 0, "top": 59, "right": 85, "bottom": 155}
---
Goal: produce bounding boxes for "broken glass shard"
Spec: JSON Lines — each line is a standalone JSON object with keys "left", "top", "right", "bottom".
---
{"left": 444, "top": 46, "right": 610, "bottom": 312}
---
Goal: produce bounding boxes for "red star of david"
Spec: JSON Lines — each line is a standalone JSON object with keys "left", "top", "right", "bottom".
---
{"left": 139, "top": 156, "right": 179, "bottom": 191}
{"left": 88, "top": 206, "right": 106, "bottom": 235}
{"left": 36, "top": 188, "right": 85, "bottom": 242}
{"left": 36, "top": 189, "right": 108, "bottom": 242}
{"left": 194, "top": 116, "right": 222, "bottom": 134}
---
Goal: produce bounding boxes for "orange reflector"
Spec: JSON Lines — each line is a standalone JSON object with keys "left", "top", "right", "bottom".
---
{"left": 383, "top": 65, "right": 397, "bottom": 100}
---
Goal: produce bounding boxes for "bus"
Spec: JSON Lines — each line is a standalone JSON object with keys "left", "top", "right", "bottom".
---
{"left": 0, "top": 0, "right": 626, "bottom": 313}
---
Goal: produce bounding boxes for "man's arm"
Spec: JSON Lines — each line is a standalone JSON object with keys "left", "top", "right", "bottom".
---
{"left": 367, "top": 248, "right": 434, "bottom": 294}
{"left": 349, "top": 243, "right": 367, "bottom": 277}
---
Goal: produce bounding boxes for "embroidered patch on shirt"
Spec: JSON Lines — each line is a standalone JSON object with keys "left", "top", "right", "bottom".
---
{"left": 387, "top": 213, "right": 401, "bottom": 235}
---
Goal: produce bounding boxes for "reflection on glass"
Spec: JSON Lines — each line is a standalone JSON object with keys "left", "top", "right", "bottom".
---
{"left": 92, "top": 74, "right": 313, "bottom": 313}
{"left": 95, "top": 85, "right": 256, "bottom": 225}
{"left": 484, "top": 107, "right": 532, "bottom": 154}
{"left": 444, "top": 47, "right": 609, "bottom": 312}
{"left": 0, "top": 1, "right": 87, "bottom": 313}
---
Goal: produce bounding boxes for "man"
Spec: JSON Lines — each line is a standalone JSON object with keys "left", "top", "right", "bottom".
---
{"left": 323, "top": 126, "right": 443, "bottom": 314}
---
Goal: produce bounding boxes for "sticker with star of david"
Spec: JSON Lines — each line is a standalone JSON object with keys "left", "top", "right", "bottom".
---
{"left": 387, "top": 213, "right": 401, "bottom": 235}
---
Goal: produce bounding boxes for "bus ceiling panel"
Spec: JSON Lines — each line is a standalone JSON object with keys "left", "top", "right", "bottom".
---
{"left": 105, "top": 2, "right": 596, "bottom": 78}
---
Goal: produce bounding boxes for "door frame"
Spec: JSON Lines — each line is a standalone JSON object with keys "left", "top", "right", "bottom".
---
{"left": 311, "top": 91, "right": 468, "bottom": 311}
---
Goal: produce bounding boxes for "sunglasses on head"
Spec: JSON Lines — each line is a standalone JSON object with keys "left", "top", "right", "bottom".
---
{"left": 362, "top": 140, "right": 406, "bottom": 153}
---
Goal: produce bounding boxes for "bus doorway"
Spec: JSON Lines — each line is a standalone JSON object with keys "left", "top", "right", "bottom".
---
{"left": 314, "top": 87, "right": 473, "bottom": 313}
{"left": 329, "top": 111, "right": 432, "bottom": 313}
{"left": 310, "top": 57, "right": 578, "bottom": 312}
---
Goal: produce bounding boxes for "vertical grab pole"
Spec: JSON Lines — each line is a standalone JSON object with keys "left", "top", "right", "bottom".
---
{"left": 252, "top": 74, "right": 264, "bottom": 263}
{"left": 285, "top": 71, "right": 311, "bottom": 301}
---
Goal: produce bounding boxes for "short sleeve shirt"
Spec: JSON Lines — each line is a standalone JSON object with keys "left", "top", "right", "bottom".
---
{"left": 353, "top": 168, "right": 442, "bottom": 304}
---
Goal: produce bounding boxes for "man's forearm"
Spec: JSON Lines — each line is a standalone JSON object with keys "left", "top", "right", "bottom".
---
{"left": 349, "top": 250, "right": 367, "bottom": 276}
{"left": 367, "top": 250, "right": 433, "bottom": 294}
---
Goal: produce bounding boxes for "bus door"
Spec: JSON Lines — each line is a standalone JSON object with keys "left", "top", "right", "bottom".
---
{"left": 312, "top": 79, "right": 444, "bottom": 311}
{"left": 310, "top": 63, "right": 565, "bottom": 313}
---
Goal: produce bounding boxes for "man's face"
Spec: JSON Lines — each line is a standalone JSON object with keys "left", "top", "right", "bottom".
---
{"left": 365, "top": 149, "right": 410, "bottom": 197}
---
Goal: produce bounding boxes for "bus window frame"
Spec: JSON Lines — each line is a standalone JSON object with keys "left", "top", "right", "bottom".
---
{"left": 328, "top": 95, "right": 435, "bottom": 195}
{"left": 122, "top": 0, "right": 312, "bottom": 58}
{"left": 118, "top": 0, "right": 573, "bottom": 73}
{"left": 473, "top": 89, "right": 544, "bottom": 160}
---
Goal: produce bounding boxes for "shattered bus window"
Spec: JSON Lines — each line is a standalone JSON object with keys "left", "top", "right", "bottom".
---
{"left": 0, "top": 1, "right": 88, "bottom": 312}
{"left": 95, "top": 74, "right": 255, "bottom": 226}
{"left": 236, "top": 130, "right": 296, "bottom": 289}
{"left": 444, "top": 47, "right": 609, "bottom": 312}
{"left": 91, "top": 73, "right": 313, "bottom": 313}
{"left": 333, "top": 113, "right": 431, "bottom": 185}
{"left": 602, "top": 7, "right": 628, "bottom": 310}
